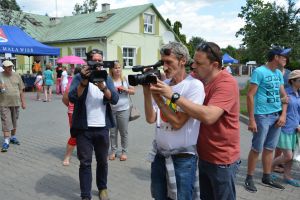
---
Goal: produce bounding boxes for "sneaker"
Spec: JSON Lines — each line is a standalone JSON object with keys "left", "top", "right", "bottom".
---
{"left": 283, "top": 179, "right": 300, "bottom": 187}
{"left": 10, "top": 137, "right": 20, "bottom": 145}
{"left": 99, "top": 189, "right": 109, "bottom": 200}
{"left": 1, "top": 143, "right": 9, "bottom": 152}
{"left": 244, "top": 178, "right": 257, "bottom": 193}
{"left": 262, "top": 177, "right": 285, "bottom": 190}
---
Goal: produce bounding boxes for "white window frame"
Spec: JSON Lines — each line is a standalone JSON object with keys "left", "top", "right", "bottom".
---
{"left": 48, "top": 55, "right": 58, "bottom": 67}
{"left": 144, "top": 13, "right": 155, "bottom": 34}
{"left": 122, "top": 46, "right": 137, "bottom": 69}
{"left": 73, "top": 47, "right": 86, "bottom": 59}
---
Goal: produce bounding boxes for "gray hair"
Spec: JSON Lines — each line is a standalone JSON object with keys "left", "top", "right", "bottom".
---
{"left": 160, "top": 42, "right": 190, "bottom": 61}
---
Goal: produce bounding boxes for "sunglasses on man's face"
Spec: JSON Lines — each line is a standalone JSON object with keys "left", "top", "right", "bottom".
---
{"left": 91, "top": 49, "right": 103, "bottom": 55}
{"left": 196, "top": 43, "right": 221, "bottom": 64}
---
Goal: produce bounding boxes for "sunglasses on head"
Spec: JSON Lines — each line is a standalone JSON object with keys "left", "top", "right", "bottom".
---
{"left": 91, "top": 49, "right": 103, "bottom": 55}
{"left": 197, "top": 43, "right": 221, "bottom": 64}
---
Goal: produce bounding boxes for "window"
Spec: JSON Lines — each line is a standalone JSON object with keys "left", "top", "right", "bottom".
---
{"left": 144, "top": 13, "right": 155, "bottom": 33}
{"left": 48, "top": 56, "right": 58, "bottom": 66}
{"left": 74, "top": 47, "right": 86, "bottom": 58}
{"left": 123, "top": 47, "right": 136, "bottom": 68}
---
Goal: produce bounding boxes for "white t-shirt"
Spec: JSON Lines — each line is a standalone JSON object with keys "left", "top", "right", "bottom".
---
{"left": 35, "top": 75, "right": 43, "bottom": 86}
{"left": 86, "top": 83, "right": 106, "bottom": 127}
{"left": 154, "top": 75, "right": 205, "bottom": 151}
{"left": 0, "top": 67, "right": 3, "bottom": 72}
{"left": 226, "top": 66, "right": 232, "bottom": 74}
{"left": 110, "top": 79, "right": 130, "bottom": 111}
{"left": 61, "top": 70, "right": 68, "bottom": 85}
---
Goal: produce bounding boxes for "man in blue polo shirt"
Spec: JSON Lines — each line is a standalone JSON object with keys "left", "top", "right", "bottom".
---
{"left": 244, "top": 47, "right": 288, "bottom": 192}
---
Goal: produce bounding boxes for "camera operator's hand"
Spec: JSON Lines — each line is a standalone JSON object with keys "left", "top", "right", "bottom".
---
{"left": 80, "top": 66, "right": 91, "bottom": 80}
{"left": 150, "top": 79, "right": 173, "bottom": 100}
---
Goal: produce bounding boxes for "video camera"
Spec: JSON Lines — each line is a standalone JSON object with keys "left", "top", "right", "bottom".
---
{"left": 128, "top": 60, "right": 163, "bottom": 86}
{"left": 87, "top": 60, "right": 115, "bottom": 83}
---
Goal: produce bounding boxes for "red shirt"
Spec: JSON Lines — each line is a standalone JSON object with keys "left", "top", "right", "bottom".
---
{"left": 197, "top": 70, "right": 240, "bottom": 164}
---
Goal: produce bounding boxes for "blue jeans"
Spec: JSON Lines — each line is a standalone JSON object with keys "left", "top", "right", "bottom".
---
{"left": 198, "top": 159, "right": 240, "bottom": 200}
{"left": 151, "top": 154, "right": 197, "bottom": 200}
{"left": 76, "top": 127, "right": 109, "bottom": 199}
{"left": 252, "top": 113, "right": 281, "bottom": 152}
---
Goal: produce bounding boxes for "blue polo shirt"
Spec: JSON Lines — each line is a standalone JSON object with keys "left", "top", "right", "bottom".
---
{"left": 251, "top": 66, "right": 284, "bottom": 114}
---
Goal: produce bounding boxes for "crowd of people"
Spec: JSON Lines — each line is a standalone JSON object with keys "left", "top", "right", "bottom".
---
{"left": 0, "top": 42, "right": 299, "bottom": 200}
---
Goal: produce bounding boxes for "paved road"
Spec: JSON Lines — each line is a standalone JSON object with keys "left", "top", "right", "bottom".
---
{"left": 0, "top": 87, "right": 299, "bottom": 200}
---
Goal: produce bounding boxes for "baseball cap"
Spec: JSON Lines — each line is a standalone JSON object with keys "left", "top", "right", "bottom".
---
{"left": 269, "top": 47, "right": 291, "bottom": 57}
{"left": 2, "top": 60, "right": 14, "bottom": 67}
{"left": 288, "top": 70, "right": 300, "bottom": 80}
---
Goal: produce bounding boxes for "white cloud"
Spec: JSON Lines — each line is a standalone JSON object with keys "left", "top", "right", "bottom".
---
{"left": 157, "top": 0, "right": 244, "bottom": 47}
{"left": 16, "top": 0, "right": 244, "bottom": 47}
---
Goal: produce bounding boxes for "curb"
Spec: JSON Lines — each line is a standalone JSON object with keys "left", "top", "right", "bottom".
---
{"left": 239, "top": 113, "right": 249, "bottom": 125}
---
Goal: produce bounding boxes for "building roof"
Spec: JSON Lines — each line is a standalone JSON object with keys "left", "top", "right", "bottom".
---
{"left": 21, "top": 3, "right": 173, "bottom": 43}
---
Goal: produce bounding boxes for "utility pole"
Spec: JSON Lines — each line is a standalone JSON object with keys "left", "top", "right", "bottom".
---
{"left": 55, "top": 0, "right": 57, "bottom": 17}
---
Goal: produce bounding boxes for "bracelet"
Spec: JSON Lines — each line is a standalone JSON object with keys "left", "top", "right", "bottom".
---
{"left": 80, "top": 81, "right": 88, "bottom": 87}
{"left": 101, "top": 86, "right": 108, "bottom": 93}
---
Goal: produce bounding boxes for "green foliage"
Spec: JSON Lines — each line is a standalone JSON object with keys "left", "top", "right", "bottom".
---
{"left": 288, "top": 60, "right": 300, "bottom": 71}
{"left": 187, "top": 36, "right": 206, "bottom": 57}
{"left": 237, "top": 0, "right": 300, "bottom": 64}
{"left": 0, "top": 0, "right": 21, "bottom": 11}
{"left": 73, "top": 0, "right": 98, "bottom": 15}
{"left": 0, "top": 0, "right": 26, "bottom": 28}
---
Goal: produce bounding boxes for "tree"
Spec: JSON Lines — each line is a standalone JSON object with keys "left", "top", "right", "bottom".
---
{"left": 0, "top": 0, "right": 21, "bottom": 11}
{"left": 0, "top": 0, "right": 27, "bottom": 28}
{"left": 187, "top": 36, "right": 206, "bottom": 56}
{"left": 236, "top": 0, "right": 300, "bottom": 64}
{"left": 166, "top": 18, "right": 171, "bottom": 27}
{"left": 73, "top": 0, "right": 98, "bottom": 15}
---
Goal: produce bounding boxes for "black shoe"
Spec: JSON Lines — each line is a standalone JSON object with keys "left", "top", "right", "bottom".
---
{"left": 244, "top": 178, "right": 257, "bottom": 193}
{"left": 262, "top": 178, "right": 285, "bottom": 190}
{"left": 10, "top": 137, "right": 20, "bottom": 145}
{"left": 81, "top": 198, "right": 90, "bottom": 200}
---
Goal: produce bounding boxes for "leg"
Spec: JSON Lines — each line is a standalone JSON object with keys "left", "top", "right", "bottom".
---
{"left": 117, "top": 109, "right": 130, "bottom": 160}
{"left": 109, "top": 111, "right": 118, "bottom": 159}
{"left": 198, "top": 159, "right": 214, "bottom": 200}
{"left": 151, "top": 154, "right": 170, "bottom": 200}
{"left": 44, "top": 86, "right": 48, "bottom": 101}
{"left": 48, "top": 86, "right": 52, "bottom": 101}
{"left": 93, "top": 128, "right": 109, "bottom": 190}
{"left": 247, "top": 149, "right": 260, "bottom": 175}
{"left": 211, "top": 161, "right": 240, "bottom": 200}
{"left": 262, "top": 149, "right": 274, "bottom": 174}
{"left": 63, "top": 137, "right": 76, "bottom": 166}
{"left": 76, "top": 131, "right": 93, "bottom": 199}
{"left": 173, "top": 155, "right": 197, "bottom": 200}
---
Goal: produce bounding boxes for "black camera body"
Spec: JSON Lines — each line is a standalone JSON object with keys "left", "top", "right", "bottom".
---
{"left": 87, "top": 61, "right": 115, "bottom": 83}
{"left": 128, "top": 61, "right": 163, "bottom": 86}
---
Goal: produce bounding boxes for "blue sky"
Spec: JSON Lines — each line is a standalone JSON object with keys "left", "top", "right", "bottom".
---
{"left": 16, "top": 0, "right": 300, "bottom": 48}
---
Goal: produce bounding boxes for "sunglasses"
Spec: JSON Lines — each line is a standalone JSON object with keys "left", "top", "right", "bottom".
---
{"left": 160, "top": 48, "right": 184, "bottom": 58}
{"left": 91, "top": 49, "right": 103, "bottom": 55}
{"left": 196, "top": 43, "right": 221, "bottom": 64}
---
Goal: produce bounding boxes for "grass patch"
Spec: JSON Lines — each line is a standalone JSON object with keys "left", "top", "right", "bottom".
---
{"left": 240, "top": 95, "right": 248, "bottom": 116}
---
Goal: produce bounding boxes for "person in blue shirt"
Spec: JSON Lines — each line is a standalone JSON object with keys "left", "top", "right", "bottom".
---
{"left": 68, "top": 49, "right": 119, "bottom": 200}
{"left": 245, "top": 47, "right": 288, "bottom": 192}
{"left": 271, "top": 70, "right": 300, "bottom": 187}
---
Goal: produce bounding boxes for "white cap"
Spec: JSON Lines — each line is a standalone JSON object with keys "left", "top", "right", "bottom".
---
{"left": 2, "top": 60, "right": 14, "bottom": 67}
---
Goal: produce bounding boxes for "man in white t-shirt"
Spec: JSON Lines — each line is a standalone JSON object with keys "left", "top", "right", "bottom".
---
{"left": 226, "top": 63, "right": 232, "bottom": 74}
{"left": 143, "top": 42, "right": 205, "bottom": 199}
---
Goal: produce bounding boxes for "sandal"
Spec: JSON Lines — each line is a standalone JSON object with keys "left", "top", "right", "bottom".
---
{"left": 109, "top": 153, "right": 116, "bottom": 161}
{"left": 120, "top": 153, "right": 127, "bottom": 161}
{"left": 284, "top": 179, "right": 300, "bottom": 187}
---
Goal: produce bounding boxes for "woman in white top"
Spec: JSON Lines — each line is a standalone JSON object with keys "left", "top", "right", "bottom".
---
{"left": 61, "top": 66, "right": 68, "bottom": 94}
{"left": 109, "top": 61, "right": 135, "bottom": 161}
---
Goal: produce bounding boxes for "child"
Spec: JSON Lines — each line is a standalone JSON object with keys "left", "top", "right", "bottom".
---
{"left": 34, "top": 71, "right": 43, "bottom": 101}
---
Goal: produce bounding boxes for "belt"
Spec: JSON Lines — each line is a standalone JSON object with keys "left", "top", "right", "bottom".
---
{"left": 172, "top": 153, "right": 193, "bottom": 158}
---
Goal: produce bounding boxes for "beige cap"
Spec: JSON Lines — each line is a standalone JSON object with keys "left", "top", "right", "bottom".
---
{"left": 288, "top": 70, "right": 300, "bottom": 80}
{"left": 2, "top": 60, "right": 14, "bottom": 67}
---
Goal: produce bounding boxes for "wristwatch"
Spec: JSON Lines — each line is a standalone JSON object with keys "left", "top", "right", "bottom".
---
{"left": 171, "top": 92, "right": 180, "bottom": 103}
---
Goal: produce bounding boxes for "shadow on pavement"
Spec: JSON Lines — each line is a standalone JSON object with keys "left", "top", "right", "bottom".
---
{"left": 130, "top": 167, "right": 150, "bottom": 181}
{"left": 35, "top": 174, "right": 79, "bottom": 199}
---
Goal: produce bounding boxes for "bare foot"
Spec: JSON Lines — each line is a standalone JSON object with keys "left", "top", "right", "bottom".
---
{"left": 62, "top": 159, "right": 70, "bottom": 166}
{"left": 109, "top": 153, "right": 116, "bottom": 161}
{"left": 120, "top": 153, "right": 127, "bottom": 161}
